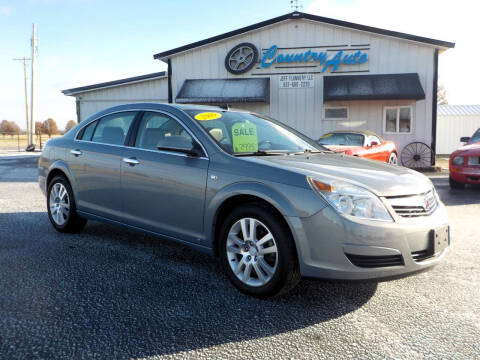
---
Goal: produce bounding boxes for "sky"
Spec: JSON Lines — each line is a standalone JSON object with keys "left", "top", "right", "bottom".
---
{"left": 0, "top": 0, "right": 477, "bottom": 130}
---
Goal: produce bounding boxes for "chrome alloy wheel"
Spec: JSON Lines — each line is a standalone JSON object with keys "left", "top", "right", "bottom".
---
{"left": 388, "top": 152, "right": 398, "bottom": 165}
{"left": 49, "top": 183, "right": 70, "bottom": 226}
{"left": 226, "top": 218, "right": 278, "bottom": 287}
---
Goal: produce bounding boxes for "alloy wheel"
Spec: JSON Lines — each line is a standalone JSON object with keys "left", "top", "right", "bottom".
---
{"left": 226, "top": 217, "right": 278, "bottom": 287}
{"left": 49, "top": 183, "right": 70, "bottom": 226}
{"left": 389, "top": 153, "right": 398, "bottom": 165}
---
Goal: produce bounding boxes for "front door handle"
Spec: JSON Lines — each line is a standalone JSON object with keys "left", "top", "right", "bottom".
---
{"left": 70, "top": 149, "right": 82, "bottom": 156}
{"left": 123, "top": 157, "right": 140, "bottom": 166}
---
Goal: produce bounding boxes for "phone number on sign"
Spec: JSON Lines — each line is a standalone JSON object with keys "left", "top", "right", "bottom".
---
{"left": 279, "top": 74, "right": 314, "bottom": 88}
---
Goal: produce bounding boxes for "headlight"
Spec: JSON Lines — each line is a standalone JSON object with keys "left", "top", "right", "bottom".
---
{"left": 452, "top": 156, "right": 464, "bottom": 166}
{"left": 307, "top": 177, "right": 393, "bottom": 222}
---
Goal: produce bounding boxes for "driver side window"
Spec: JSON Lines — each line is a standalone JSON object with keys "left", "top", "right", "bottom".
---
{"left": 135, "top": 112, "right": 193, "bottom": 151}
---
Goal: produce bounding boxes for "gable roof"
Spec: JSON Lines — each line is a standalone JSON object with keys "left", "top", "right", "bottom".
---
{"left": 62, "top": 71, "right": 167, "bottom": 96}
{"left": 153, "top": 11, "right": 455, "bottom": 60}
{"left": 438, "top": 105, "right": 480, "bottom": 116}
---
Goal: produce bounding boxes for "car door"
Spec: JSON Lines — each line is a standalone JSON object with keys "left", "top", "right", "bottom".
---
{"left": 68, "top": 111, "right": 137, "bottom": 221}
{"left": 364, "top": 135, "right": 384, "bottom": 161}
{"left": 120, "top": 111, "right": 209, "bottom": 244}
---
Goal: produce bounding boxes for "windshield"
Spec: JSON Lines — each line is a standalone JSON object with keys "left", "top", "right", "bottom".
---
{"left": 471, "top": 128, "right": 480, "bottom": 144}
{"left": 185, "top": 110, "right": 327, "bottom": 155}
{"left": 318, "top": 133, "right": 365, "bottom": 146}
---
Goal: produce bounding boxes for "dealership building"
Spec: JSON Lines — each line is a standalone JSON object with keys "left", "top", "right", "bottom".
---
{"left": 62, "top": 12, "right": 455, "bottom": 162}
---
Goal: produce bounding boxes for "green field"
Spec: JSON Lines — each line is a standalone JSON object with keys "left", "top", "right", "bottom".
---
{"left": 0, "top": 133, "right": 62, "bottom": 152}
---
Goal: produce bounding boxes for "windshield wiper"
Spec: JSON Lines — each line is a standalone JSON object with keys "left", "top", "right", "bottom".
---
{"left": 289, "top": 149, "right": 333, "bottom": 155}
{"left": 233, "top": 150, "right": 287, "bottom": 157}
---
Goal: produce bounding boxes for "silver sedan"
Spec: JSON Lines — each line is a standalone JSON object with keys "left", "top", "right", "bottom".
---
{"left": 38, "top": 103, "right": 449, "bottom": 297}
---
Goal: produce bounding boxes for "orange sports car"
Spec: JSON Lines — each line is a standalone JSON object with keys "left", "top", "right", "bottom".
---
{"left": 317, "top": 130, "right": 398, "bottom": 164}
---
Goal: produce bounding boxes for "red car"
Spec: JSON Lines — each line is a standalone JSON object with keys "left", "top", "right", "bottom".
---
{"left": 317, "top": 130, "right": 398, "bottom": 164}
{"left": 449, "top": 128, "right": 480, "bottom": 188}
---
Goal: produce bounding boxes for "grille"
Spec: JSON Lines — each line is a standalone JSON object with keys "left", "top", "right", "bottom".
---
{"left": 346, "top": 254, "right": 404, "bottom": 268}
{"left": 467, "top": 156, "right": 480, "bottom": 166}
{"left": 411, "top": 249, "right": 434, "bottom": 262}
{"left": 387, "top": 190, "right": 438, "bottom": 218}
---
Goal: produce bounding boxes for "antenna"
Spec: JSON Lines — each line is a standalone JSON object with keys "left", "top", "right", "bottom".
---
{"left": 290, "top": 0, "right": 302, "bottom": 11}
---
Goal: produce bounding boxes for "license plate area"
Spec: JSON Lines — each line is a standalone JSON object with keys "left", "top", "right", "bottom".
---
{"left": 432, "top": 225, "right": 450, "bottom": 254}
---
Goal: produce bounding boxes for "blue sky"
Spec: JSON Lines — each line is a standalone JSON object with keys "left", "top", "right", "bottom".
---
{"left": 0, "top": 0, "right": 476, "bottom": 129}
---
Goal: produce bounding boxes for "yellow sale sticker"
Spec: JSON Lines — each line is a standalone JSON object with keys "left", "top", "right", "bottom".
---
{"left": 321, "top": 133, "right": 332, "bottom": 139}
{"left": 232, "top": 122, "right": 258, "bottom": 153}
{"left": 194, "top": 112, "right": 222, "bottom": 121}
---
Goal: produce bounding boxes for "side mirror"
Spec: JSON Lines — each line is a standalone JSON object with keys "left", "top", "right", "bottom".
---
{"left": 370, "top": 141, "right": 379, "bottom": 147}
{"left": 460, "top": 136, "right": 471, "bottom": 143}
{"left": 157, "top": 136, "right": 203, "bottom": 157}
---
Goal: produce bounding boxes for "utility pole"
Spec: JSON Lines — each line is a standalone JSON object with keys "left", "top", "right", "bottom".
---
{"left": 30, "top": 23, "right": 37, "bottom": 147}
{"left": 13, "top": 57, "right": 31, "bottom": 142}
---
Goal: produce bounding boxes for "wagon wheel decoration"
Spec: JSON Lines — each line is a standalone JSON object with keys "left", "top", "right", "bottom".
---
{"left": 225, "top": 43, "right": 258, "bottom": 74}
{"left": 401, "top": 142, "right": 433, "bottom": 168}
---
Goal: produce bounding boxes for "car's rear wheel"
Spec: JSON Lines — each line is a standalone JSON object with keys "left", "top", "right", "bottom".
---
{"left": 449, "top": 176, "right": 465, "bottom": 189}
{"left": 388, "top": 152, "right": 398, "bottom": 165}
{"left": 47, "top": 175, "right": 87, "bottom": 233}
{"left": 219, "top": 203, "right": 300, "bottom": 297}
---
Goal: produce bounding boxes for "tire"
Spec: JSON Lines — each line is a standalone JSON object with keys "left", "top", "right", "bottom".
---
{"left": 449, "top": 176, "right": 465, "bottom": 189}
{"left": 388, "top": 152, "right": 398, "bottom": 165}
{"left": 219, "top": 202, "right": 300, "bottom": 298}
{"left": 47, "top": 175, "right": 87, "bottom": 233}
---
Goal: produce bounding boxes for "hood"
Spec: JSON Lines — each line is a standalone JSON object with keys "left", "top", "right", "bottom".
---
{"left": 452, "top": 143, "right": 480, "bottom": 156}
{"left": 247, "top": 153, "right": 432, "bottom": 197}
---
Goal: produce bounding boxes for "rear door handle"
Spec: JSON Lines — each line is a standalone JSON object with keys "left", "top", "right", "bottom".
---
{"left": 70, "top": 149, "right": 82, "bottom": 156}
{"left": 123, "top": 157, "right": 140, "bottom": 166}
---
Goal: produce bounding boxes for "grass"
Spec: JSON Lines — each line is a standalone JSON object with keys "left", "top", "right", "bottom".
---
{"left": 0, "top": 133, "right": 62, "bottom": 151}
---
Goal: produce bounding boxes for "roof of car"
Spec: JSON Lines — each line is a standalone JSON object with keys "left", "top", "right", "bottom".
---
{"left": 79, "top": 103, "right": 253, "bottom": 123}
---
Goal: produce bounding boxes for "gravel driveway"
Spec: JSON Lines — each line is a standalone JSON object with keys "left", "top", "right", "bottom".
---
{"left": 0, "top": 155, "right": 479, "bottom": 359}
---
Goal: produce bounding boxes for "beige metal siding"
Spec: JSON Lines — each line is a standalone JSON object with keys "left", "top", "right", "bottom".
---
{"left": 436, "top": 115, "right": 480, "bottom": 154}
{"left": 170, "top": 18, "right": 435, "bottom": 153}
{"left": 77, "top": 78, "right": 168, "bottom": 121}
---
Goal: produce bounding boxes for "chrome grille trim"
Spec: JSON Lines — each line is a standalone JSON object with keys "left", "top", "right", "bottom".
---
{"left": 386, "top": 190, "right": 438, "bottom": 218}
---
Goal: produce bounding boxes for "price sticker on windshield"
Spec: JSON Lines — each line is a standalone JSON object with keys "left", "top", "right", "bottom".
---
{"left": 232, "top": 122, "right": 258, "bottom": 153}
{"left": 195, "top": 112, "right": 222, "bottom": 121}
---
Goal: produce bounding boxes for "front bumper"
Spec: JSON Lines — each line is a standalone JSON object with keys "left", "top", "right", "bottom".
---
{"left": 450, "top": 166, "right": 480, "bottom": 184}
{"left": 290, "top": 202, "right": 449, "bottom": 280}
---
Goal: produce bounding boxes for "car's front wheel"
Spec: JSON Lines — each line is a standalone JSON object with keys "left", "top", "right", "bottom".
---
{"left": 47, "top": 175, "right": 87, "bottom": 233}
{"left": 449, "top": 176, "right": 465, "bottom": 189}
{"left": 219, "top": 203, "right": 300, "bottom": 297}
{"left": 388, "top": 152, "right": 398, "bottom": 165}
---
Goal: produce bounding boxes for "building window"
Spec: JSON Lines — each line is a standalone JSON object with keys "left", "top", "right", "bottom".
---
{"left": 324, "top": 106, "right": 349, "bottom": 120}
{"left": 383, "top": 106, "right": 413, "bottom": 134}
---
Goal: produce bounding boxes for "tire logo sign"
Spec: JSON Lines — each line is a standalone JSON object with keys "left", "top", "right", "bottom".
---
{"left": 225, "top": 43, "right": 258, "bottom": 75}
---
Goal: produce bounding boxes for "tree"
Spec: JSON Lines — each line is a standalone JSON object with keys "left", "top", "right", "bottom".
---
{"left": 438, "top": 84, "right": 448, "bottom": 105}
{"left": 65, "top": 120, "right": 77, "bottom": 133}
{"left": 35, "top": 121, "right": 43, "bottom": 135}
{"left": 0, "top": 120, "right": 20, "bottom": 135}
{"left": 41, "top": 118, "right": 58, "bottom": 137}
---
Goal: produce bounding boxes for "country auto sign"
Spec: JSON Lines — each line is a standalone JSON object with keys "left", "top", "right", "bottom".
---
{"left": 225, "top": 43, "right": 368, "bottom": 74}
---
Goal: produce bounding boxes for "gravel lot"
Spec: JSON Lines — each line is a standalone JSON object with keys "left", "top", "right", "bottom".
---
{"left": 0, "top": 155, "right": 479, "bottom": 359}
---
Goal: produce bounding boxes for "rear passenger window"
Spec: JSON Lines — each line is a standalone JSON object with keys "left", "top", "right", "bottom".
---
{"left": 91, "top": 112, "right": 136, "bottom": 145}
{"left": 79, "top": 120, "right": 98, "bottom": 141}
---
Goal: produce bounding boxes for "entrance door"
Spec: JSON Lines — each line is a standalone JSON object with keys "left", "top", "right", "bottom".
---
{"left": 121, "top": 111, "right": 209, "bottom": 244}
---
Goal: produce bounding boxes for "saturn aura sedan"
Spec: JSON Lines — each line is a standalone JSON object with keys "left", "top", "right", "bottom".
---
{"left": 38, "top": 103, "right": 449, "bottom": 297}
